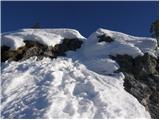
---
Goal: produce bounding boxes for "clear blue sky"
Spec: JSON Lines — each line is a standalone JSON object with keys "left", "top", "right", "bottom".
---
{"left": 2, "top": 1, "right": 158, "bottom": 37}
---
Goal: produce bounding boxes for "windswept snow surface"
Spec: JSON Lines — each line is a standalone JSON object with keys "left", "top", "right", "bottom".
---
{"left": 81, "top": 28, "right": 157, "bottom": 58}
{"left": 1, "top": 57, "right": 150, "bottom": 118}
{"left": 1, "top": 28, "right": 86, "bottom": 49}
{"left": 1, "top": 28, "right": 157, "bottom": 118}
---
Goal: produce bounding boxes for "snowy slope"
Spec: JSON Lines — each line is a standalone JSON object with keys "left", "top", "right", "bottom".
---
{"left": 1, "top": 28, "right": 157, "bottom": 118}
{"left": 1, "top": 57, "right": 150, "bottom": 118}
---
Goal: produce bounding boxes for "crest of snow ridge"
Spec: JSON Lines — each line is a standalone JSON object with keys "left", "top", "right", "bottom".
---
{"left": 1, "top": 28, "right": 158, "bottom": 119}
{"left": 1, "top": 28, "right": 157, "bottom": 58}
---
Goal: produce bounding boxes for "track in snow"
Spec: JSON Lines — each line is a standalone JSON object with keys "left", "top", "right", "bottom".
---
{"left": 1, "top": 57, "right": 150, "bottom": 118}
{"left": 1, "top": 28, "right": 157, "bottom": 118}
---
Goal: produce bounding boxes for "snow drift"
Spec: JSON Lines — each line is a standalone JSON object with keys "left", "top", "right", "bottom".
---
{"left": 1, "top": 28, "right": 86, "bottom": 50}
{"left": 81, "top": 28, "right": 157, "bottom": 59}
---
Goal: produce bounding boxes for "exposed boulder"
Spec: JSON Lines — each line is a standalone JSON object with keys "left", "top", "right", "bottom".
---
{"left": 98, "top": 34, "right": 114, "bottom": 43}
{"left": 134, "top": 54, "right": 158, "bottom": 78}
{"left": 52, "top": 38, "right": 83, "bottom": 56}
{"left": 1, "top": 38, "right": 83, "bottom": 62}
{"left": 110, "top": 53, "right": 159, "bottom": 119}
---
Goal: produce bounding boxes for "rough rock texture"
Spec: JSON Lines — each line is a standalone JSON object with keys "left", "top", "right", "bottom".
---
{"left": 111, "top": 53, "right": 159, "bottom": 119}
{"left": 1, "top": 38, "right": 83, "bottom": 62}
{"left": 98, "top": 34, "right": 114, "bottom": 43}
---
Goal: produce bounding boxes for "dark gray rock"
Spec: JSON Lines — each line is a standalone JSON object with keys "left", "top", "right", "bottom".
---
{"left": 98, "top": 34, "right": 114, "bottom": 43}
{"left": 1, "top": 38, "right": 83, "bottom": 62}
{"left": 111, "top": 53, "right": 159, "bottom": 119}
{"left": 133, "top": 54, "right": 158, "bottom": 78}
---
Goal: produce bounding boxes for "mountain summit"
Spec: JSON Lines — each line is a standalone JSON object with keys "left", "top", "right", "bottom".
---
{"left": 1, "top": 28, "right": 158, "bottom": 118}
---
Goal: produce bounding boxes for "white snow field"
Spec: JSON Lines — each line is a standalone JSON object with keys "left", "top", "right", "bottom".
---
{"left": 1, "top": 57, "right": 150, "bottom": 118}
{"left": 1, "top": 28, "right": 157, "bottom": 118}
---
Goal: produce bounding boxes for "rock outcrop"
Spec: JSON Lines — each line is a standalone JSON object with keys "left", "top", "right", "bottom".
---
{"left": 98, "top": 34, "right": 114, "bottom": 43}
{"left": 1, "top": 38, "right": 83, "bottom": 62}
{"left": 111, "top": 53, "right": 159, "bottom": 119}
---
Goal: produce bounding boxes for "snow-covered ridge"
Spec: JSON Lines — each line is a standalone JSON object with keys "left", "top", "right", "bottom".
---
{"left": 1, "top": 28, "right": 157, "bottom": 58}
{"left": 82, "top": 28, "right": 157, "bottom": 58}
{"left": 1, "top": 28, "right": 86, "bottom": 49}
{"left": 1, "top": 28, "right": 158, "bottom": 118}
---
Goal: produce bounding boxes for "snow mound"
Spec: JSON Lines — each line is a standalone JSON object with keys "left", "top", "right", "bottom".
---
{"left": 1, "top": 28, "right": 157, "bottom": 118}
{"left": 2, "top": 35, "right": 25, "bottom": 49}
{"left": 1, "top": 57, "right": 150, "bottom": 118}
{"left": 1, "top": 28, "right": 86, "bottom": 50}
{"left": 83, "top": 58, "right": 119, "bottom": 75}
{"left": 82, "top": 28, "right": 157, "bottom": 58}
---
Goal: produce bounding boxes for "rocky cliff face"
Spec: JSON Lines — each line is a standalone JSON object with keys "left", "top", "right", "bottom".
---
{"left": 111, "top": 53, "right": 159, "bottom": 118}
